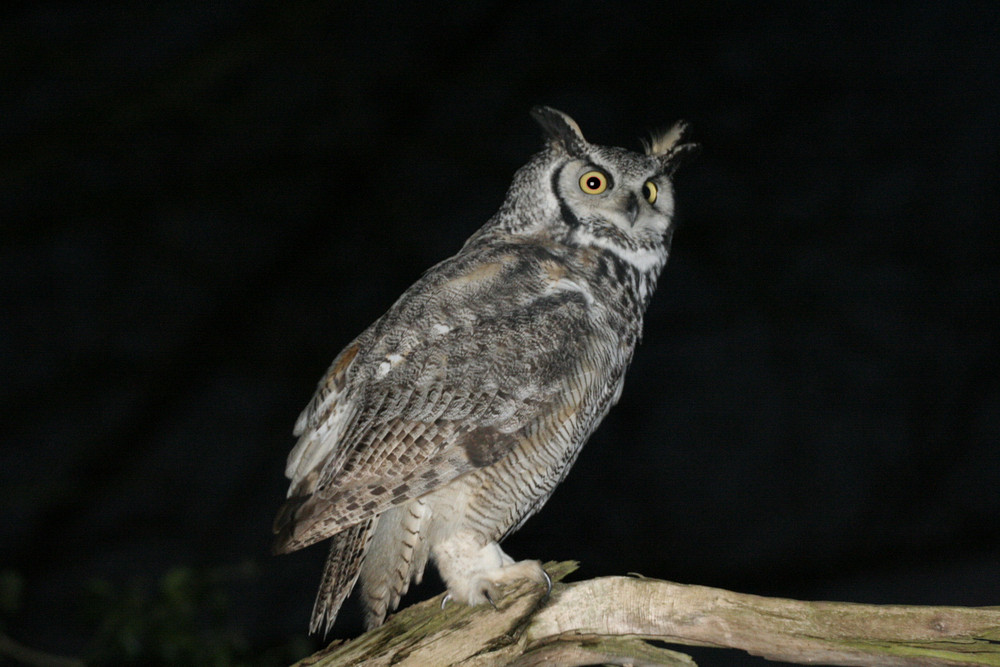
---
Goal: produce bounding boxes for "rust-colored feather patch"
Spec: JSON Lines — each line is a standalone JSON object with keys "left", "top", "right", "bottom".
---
{"left": 329, "top": 343, "right": 360, "bottom": 389}
{"left": 443, "top": 261, "right": 504, "bottom": 289}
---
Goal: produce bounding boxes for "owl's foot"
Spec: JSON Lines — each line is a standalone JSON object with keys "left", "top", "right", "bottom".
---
{"left": 465, "top": 557, "right": 550, "bottom": 607}
{"left": 434, "top": 537, "right": 550, "bottom": 611}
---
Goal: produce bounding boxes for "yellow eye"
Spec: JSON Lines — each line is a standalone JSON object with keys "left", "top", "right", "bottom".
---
{"left": 579, "top": 170, "right": 608, "bottom": 195}
{"left": 642, "top": 180, "right": 658, "bottom": 204}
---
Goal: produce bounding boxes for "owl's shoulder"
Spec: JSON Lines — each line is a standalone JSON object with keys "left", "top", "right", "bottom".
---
{"left": 377, "top": 236, "right": 580, "bottom": 312}
{"left": 344, "top": 238, "right": 599, "bottom": 374}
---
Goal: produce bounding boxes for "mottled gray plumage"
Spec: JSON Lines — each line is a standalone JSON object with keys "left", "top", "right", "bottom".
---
{"left": 273, "top": 106, "right": 696, "bottom": 634}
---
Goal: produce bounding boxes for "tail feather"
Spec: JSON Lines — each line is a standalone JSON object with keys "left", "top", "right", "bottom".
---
{"left": 309, "top": 516, "right": 378, "bottom": 636}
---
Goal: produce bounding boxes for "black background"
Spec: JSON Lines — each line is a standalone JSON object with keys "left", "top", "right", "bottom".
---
{"left": 3, "top": 2, "right": 999, "bottom": 664}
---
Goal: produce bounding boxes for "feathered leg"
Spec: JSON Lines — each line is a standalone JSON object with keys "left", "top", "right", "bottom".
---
{"left": 309, "top": 516, "right": 378, "bottom": 636}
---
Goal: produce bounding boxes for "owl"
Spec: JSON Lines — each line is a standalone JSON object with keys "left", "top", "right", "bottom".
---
{"left": 273, "top": 106, "right": 697, "bottom": 635}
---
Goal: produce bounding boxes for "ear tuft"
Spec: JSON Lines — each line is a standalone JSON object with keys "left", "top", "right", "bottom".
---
{"left": 530, "top": 106, "right": 589, "bottom": 157}
{"left": 643, "top": 120, "right": 690, "bottom": 157}
{"left": 644, "top": 121, "right": 699, "bottom": 176}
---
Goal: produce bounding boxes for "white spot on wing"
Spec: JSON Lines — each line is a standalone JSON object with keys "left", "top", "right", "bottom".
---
{"left": 376, "top": 352, "right": 405, "bottom": 378}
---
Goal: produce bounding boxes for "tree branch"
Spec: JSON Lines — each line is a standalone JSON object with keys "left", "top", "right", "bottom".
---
{"left": 294, "top": 561, "right": 1000, "bottom": 667}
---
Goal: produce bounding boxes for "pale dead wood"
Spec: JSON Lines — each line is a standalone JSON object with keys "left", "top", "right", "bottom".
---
{"left": 294, "top": 561, "right": 1000, "bottom": 667}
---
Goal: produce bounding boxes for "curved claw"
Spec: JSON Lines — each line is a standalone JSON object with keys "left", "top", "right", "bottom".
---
{"left": 440, "top": 593, "right": 452, "bottom": 610}
{"left": 541, "top": 568, "right": 552, "bottom": 596}
{"left": 483, "top": 589, "right": 498, "bottom": 610}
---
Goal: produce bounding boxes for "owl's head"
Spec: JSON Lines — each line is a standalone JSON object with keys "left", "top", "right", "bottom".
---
{"left": 478, "top": 107, "right": 697, "bottom": 266}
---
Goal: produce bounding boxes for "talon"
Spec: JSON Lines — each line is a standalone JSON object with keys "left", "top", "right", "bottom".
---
{"left": 483, "top": 589, "right": 497, "bottom": 610}
{"left": 441, "top": 593, "right": 452, "bottom": 610}
{"left": 541, "top": 569, "right": 552, "bottom": 595}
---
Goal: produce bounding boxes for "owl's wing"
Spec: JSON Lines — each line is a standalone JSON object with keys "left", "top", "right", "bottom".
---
{"left": 280, "top": 337, "right": 365, "bottom": 497}
{"left": 273, "top": 250, "right": 610, "bottom": 555}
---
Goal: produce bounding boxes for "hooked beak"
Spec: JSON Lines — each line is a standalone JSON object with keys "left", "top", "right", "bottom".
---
{"left": 626, "top": 192, "right": 639, "bottom": 226}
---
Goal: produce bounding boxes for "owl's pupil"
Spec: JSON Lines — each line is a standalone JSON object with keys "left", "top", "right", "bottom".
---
{"left": 642, "top": 184, "right": 651, "bottom": 198}
{"left": 587, "top": 177, "right": 601, "bottom": 189}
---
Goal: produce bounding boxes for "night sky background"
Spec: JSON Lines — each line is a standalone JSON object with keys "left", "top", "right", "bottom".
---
{"left": 3, "top": 2, "right": 999, "bottom": 665}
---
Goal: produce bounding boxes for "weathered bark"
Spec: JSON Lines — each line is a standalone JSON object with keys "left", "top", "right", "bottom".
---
{"left": 293, "top": 561, "right": 1000, "bottom": 667}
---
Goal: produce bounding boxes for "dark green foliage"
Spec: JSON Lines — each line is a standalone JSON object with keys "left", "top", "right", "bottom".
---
{"left": 0, "top": 569, "right": 25, "bottom": 620}
{"left": 79, "top": 562, "right": 313, "bottom": 667}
